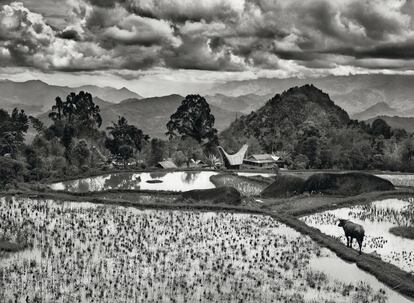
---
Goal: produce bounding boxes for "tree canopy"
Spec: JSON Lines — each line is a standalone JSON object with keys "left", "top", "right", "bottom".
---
{"left": 166, "top": 95, "right": 218, "bottom": 145}
{"left": 48, "top": 91, "right": 102, "bottom": 134}
{"left": 105, "top": 116, "right": 149, "bottom": 162}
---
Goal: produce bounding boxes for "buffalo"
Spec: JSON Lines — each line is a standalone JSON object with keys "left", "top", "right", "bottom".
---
{"left": 338, "top": 219, "right": 365, "bottom": 254}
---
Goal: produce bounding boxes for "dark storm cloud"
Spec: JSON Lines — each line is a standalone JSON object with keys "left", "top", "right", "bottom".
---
{"left": 1, "top": 0, "right": 414, "bottom": 74}
{"left": 344, "top": 2, "right": 406, "bottom": 40}
{"left": 325, "top": 40, "right": 414, "bottom": 60}
{"left": 57, "top": 29, "right": 82, "bottom": 41}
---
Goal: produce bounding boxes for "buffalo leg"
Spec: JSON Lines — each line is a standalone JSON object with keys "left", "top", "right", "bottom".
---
{"left": 350, "top": 237, "right": 353, "bottom": 248}
{"left": 357, "top": 239, "right": 363, "bottom": 254}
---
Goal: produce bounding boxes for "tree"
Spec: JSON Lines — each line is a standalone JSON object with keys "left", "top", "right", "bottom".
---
{"left": 48, "top": 92, "right": 102, "bottom": 137}
{"left": 24, "top": 146, "right": 47, "bottom": 181}
{"left": 118, "top": 145, "right": 134, "bottom": 163}
{"left": 293, "top": 154, "right": 309, "bottom": 169}
{"left": 0, "top": 108, "right": 28, "bottom": 157}
{"left": 166, "top": 95, "right": 218, "bottom": 144}
{"left": 61, "top": 125, "right": 75, "bottom": 162}
{"left": 105, "top": 116, "right": 149, "bottom": 161}
{"left": 29, "top": 116, "right": 45, "bottom": 134}
{"left": 0, "top": 157, "right": 25, "bottom": 188}
{"left": 401, "top": 138, "right": 414, "bottom": 162}
{"left": 148, "top": 138, "right": 166, "bottom": 166}
{"left": 371, "top": 119, "right": 391, "bottom": 139}
{"left": 48, "top": 97, "right": 64, "bottom": 121}
{"left": 73, "top": 140, "right": 91, "bottom": 167}
{"left": 297, "top": 136, "right": 320, "bottom": 168}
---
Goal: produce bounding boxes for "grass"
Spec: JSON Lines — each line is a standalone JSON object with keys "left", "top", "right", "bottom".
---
{"left": 210, "top": 173, "right": 270, "bottom": 196}
{"left": 389, "top": 226, "right": 414, "bottom": 240}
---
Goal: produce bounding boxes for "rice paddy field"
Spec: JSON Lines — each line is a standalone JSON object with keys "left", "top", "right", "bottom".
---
{"left": 302, "top": 198, "right": 414, "bottom": 272}
{"left": 1, "top": 197, "right": 412, "bottom": 302}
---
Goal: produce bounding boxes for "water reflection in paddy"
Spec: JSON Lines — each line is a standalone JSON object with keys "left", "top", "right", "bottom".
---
{"left": 49, "top": 171, "right": 218, "bottom": 192}
{"left": 303, "top": 198, "right": 414, "bottom": 272}
{"left": 49, "top": 171, "right": 275, "bottom": 192}
{"left": 0, "top": 197, "right": 411, "bottom": 302}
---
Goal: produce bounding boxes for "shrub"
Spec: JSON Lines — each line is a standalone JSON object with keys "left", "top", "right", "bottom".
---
{"left": 181, "top": 187, "right": 241, "bottom": 205}
{"left": 0, "top": 157, "right": 25, "bottom": 188}
{"left": 303, "top": 172, "right": 394, "bottom": 195}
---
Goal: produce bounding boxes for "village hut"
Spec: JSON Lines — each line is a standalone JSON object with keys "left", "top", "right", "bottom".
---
{"left": 243, "top": 154, "right": 286, "bottom": 168}
{"left": 156, "top": 160, "right": 178, "bottom": 169}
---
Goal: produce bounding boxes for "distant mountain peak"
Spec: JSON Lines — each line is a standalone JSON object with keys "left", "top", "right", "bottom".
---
{"left": 352, "top": 101, "right": 399, "bottom": 121}
{"left": 222, "top": 85, "right": 351, "bottom": 151}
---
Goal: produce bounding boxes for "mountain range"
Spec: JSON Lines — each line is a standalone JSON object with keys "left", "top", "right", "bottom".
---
{"left": 0, "top": 79, "right": 142, "bottom": 115}
{"left": 38, "top": 94, "right": 241, "bottom": 138}
{"left": 209, "top": 74, "right": 414, "bottom": 115}
{"left": 2, "top": 75, "right": 414, "bottom": 141}
{"left": 204, "top": 93, "right": 273, "bottom": 114}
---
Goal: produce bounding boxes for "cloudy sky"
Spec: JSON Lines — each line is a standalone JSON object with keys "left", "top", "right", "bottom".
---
{"left": 0, "top": 0, "right": 413, "bottom": 96}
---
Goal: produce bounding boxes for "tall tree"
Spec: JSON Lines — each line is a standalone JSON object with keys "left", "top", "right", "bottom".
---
{"left": 166, "top": 95, "right": 218, "bottom": 144}
{"left": 48, "top": 91, "right": 102, "bottom": 135}
{"left": 48, "top": 97, "right": 64, "bottom": 121}
{"left": 105, "top": 116, "right": 149, "bottom": 161}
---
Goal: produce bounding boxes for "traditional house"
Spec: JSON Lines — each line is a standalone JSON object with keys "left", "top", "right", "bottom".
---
{"left": 217, "top": 144, "right": 248, "bottom": 169}
{"left": 243, "top": 154, "right": 285, "bottom": 168}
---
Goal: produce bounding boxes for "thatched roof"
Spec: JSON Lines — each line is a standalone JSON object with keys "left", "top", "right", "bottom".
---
{"left": 157, "top": 160, "right": 177, "bottom": 169}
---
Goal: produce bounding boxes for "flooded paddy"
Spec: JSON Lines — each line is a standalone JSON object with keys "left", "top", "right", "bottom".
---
{"left": 49, "top": 171, "right": 218, "bottom": 192}
{"left": 302, "top": 198, "right": 414, "bottom": 272}
{"left": 49, "top": 171, "right": 275, "bottom": 193}
{"left": 0, "top": 197, "right": 411, "bottom": 302}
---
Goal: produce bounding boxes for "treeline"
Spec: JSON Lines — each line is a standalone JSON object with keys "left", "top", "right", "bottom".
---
{"left": 220, "top": 113, "right": 414, "bottom": 171}
{"left": 0, "top": 92, "right": 219, "bottom": 189}
{"left": 1, "top": 89, "right": 414, "bottom": 189}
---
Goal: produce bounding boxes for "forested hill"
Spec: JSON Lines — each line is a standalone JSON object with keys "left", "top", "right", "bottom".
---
{"left": 219, "top": 84, "right": 413, "bottom": 171}
{"left": 221, "top": 85, "right": 351, "bottom": 152}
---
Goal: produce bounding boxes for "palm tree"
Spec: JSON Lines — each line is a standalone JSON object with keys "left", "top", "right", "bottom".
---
{"left": 63, "top": 93, "right": 77, "bottom": 123}
{"left": 48, "top": 97, "right": 64, "bottom": 121}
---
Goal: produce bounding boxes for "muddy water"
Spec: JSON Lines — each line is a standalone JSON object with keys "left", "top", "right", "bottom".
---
{"left": 303, "top": 198, "right": 414, "bottom": 272}
{"left": 1, "top": 197, "right": 412, "bottom": 302}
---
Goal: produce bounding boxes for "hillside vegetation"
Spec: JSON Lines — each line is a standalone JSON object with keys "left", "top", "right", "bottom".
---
{"left": 221, "top": 85, "right": 413, "bottom": 171}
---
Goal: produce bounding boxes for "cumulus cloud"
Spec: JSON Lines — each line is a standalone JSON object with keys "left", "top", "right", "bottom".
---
{"left": 0, "top": 0, "right": 414, "bottom": 75}
{"left": 103, "top": 14, "right": 181, "bottom": 47}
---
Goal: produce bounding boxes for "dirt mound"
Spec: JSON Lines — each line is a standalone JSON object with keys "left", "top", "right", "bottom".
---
{"left": 303, "top": 172, "right": 394, "bottom": 195}
{"left": 210, "top": 174, "right": 270, "bottom": 197}
{"left": 181, "top": 186, "right": 242, "bottom": 205}
{"left": 261, "top": 175, "right": 305, "bottom": 198}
